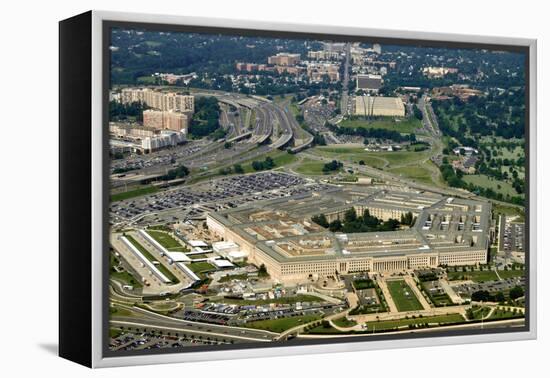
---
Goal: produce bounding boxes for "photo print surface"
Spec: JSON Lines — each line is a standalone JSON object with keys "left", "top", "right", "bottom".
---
{"left": 106, "top": 24, "right": 529, "bottom": 356}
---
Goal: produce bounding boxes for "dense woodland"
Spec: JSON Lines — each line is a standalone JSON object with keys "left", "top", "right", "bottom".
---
{"left": 189, "top": 96, "right": 222, "bottom": 138}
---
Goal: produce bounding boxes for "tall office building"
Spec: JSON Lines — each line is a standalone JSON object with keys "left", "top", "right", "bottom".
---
{"left": 120, "top": 88, "right": 194, "bottom": 113}
{"left": 143, "top": 110, "right": 190, "bottom": 133}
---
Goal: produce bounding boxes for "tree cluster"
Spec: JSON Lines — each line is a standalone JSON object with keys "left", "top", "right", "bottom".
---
{"left": 251, "top": 156, "right": 275, "bottom": 171}
{"left": 189, "top": 96, "right": 221, "bottom": 137}
{"left": 312, "top": 208, "right": 402, "bottom": 234}
{"left": 160, "top": 164, "right": 189, "bottom": 181}
{"left": 109, "top": 100, "right": 148, "bottom": 122}
{"left": 322, "top": 160, "right": 343, "bottom": 173}
{"left": 326, "top": 122, "right": 415, "bottom": 144}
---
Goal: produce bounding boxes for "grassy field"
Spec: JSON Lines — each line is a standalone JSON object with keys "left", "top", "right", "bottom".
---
{"left": 333, "top": 317, "right": 357, "bottom": 328}
{"left": 387, "top": 166, "right": 434, "bottom": 185}
{"left": 497, "top": 269, "right": 525, "bottom": 279}
{"left": 312, "top": 146, "right": 387, "bottom": 168}
{"left": 340, "top": 117, "right": 421, "bottom": 134}
{"left": 386, "top": 280, "right": 424, "bottom": 312}
{"left": 314, "top": 146, "right": 433, "bottom": 170}
{"left": 111, "top": 186, "right": 159, "bottom": 202}
{"left": 125, "top": 235, "right": 179, "bottom": 283}
{"left": 496, "top": 145, "right": 524, "bottom": 160}
{"left": 294, "top": 159, "right": 332, "bottom": 175}
{"left": 244, "top": 314, "right": 321, "bottom": 333}
{"left": 187, "top": 261, "right": 215, "bottom": 274}
{"left": 501, "top": 165, "right": 525, "bottom": 180}
{"left": 146, "top": 230, "right": 185, "bottom": 250}
{"left": 109, "top": 328, "right": 124, "bottom": 338}
{"left": 110, "top": 306, "right": 134, "bottom": 318}
{"left": 187, "top": 150, "right": 298, "bottom": 184}
{"left": 307, "top": 314, "right": 465, "bottom": 334}
{"left": 463, "top": 174, "right": 518, "bottom": 197}
{"left": 489, "top": 307, "right": 524, "bottom": 320}
{"left": 190, "top": 253, "right": 208, "bottom": 260}
{"left": 110, "top": 254, "right": 143, "bottom": 288}
{"left": 493, "top": 203, "right": 525, "bottom": 220}
{"left": 364, "top": 150, "right": 432, "bottom": 167}
{"left": 468, "top": 306, "right": 492, "bottom": 320}
{"left": 239, "top": 151, "right": 298, "bottom": 173}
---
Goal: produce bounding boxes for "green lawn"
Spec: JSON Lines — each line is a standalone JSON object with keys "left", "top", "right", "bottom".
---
{"left": 467, "top": 306, "right": 492, "bottom": 320}
{"left": 168, "top": 247, "right": 189, "bottom": 252}
{"left": 146, "top": 230, "right": 185, "bottom": 250}
{"left": 387, "top": 165, "right": 434, "bottom": 185}
{"left": 495, "top": 145, "right": 524, "bottom": 160}
{"left": 187, "top": 261, "right": 215, "bottom": 274}
{"left": 241, "top": 151, "right": 298, "bottom": 173}
{"left": 109, "top": 328, "right": 124, "bottom": 338}
{"left": 306, "top": 314, "right": 465, "bottom": 334}
{"left": 314, "top": 146, "right": 433, "bottom": 169}
{"left": 244, "top": 314, "right": 321, "bottom": 333}
{"left": 386, "top": 280, "right": 424, "bottom": 312}
{"left": 333, "top": 317, "right": 357, "bottom": 328}
{"left": 111, "top": 186, "right": 159, "bottom": 202}
{"left": 294, "top": 159, "right": 333, "bottom": 175}
{"left": 363, "top": 150, "right": 432, "bottom": 167}
{"left": 313, "top": 146, "right": 388, "bottom": 169}
{"left": 463, "top": 174, "right": 519, "bottom": 198}
{"left": 110, "top": 253, "right": 143, "bottom": 288}
{"left": 489, "top": 307, "right": 524, "bottom": 320}
{"left": 110, "top": 265, "right": 143, "bottom": 289}
{"left": 493, "top": 203, "right": 525, "bottom": 220}
{"left": 497, "top": 269, "right": 525, "bottom": 279}
{"left": 190, "top": 253, "right": 208, "bottom": 260}
{"left": 110, "top": 306, "right": 134, "bottom": 318}
{"left": 340, "top": 117, "right": 421, "bottom": 134}
{"left": 125, "top": 235, "right": 179, "bottom": 283}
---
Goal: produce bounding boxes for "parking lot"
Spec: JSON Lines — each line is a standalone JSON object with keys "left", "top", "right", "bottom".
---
{"left": 452, "top": 276, "right": 525, "bottom": 298}
{"left": 499, "top": 215, "right": 525, "bottom": 254}
{"left": 111, "top": 172, "right": 329, "bottom": 223}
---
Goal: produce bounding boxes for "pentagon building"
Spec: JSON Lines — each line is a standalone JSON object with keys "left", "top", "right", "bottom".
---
{"left": 207, "top": 186, "right": 491, "bottom": 283}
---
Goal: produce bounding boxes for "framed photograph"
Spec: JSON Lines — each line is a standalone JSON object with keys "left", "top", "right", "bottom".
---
{"left": 59, "top": 10, "right": 537, "bottom": 368}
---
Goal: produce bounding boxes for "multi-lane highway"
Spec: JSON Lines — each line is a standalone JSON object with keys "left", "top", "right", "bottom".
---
{"left": 111, "top": 304, "right": 278, "bottom": 343}
{"left": 340, "top": 42, "right": 351, "bottom": 116}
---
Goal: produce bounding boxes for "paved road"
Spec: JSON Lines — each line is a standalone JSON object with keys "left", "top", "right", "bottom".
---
{"left": 297, "top": 318, "right": 525, "bottom": 339}
{"left": 111, "top": 319, "right": 272, "bottom": 343}
{"left": 375, "top": 278, "right": 399, "bottom": 313}
{"left": 340, "top": 43, "right": 351, "bottom": 115}
{"left": 439, "top": 278, "right": 464, "bottom": 304}
{"left": 112, "top": 304, "right": 278, "bottom": 343}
